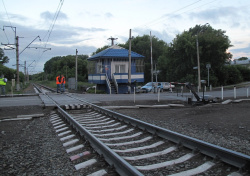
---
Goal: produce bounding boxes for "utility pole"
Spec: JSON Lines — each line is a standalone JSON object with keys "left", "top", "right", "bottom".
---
{"left": 128, "top": 29, "right": 132, "bottom": 94}
{"left": 107, "top": 36, "right": 118, "bottom": 46}
{"left": 27, "top": 67, "right": 29, "bottom": 83}
{"left": 75, "top": 49, "right": 78, "bottom": 90}
{"left": 24, "top": 61, "right": 26, "bottom": 84}
{"left": 16, "top": 36, "right": 20, "bottom": 91}
{"left": 150, "top": 31, "right": 153, "bottom": 88}
{"left": 196, "top": 35, "right": 201, "bottom": 90}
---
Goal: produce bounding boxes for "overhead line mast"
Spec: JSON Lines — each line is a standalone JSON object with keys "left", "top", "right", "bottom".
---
{"left": 107, "top": 36, "right": 118, "bottom": 46}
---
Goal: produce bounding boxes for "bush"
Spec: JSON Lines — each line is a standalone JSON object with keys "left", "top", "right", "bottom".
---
{"left": 87, "top": 88, "right": 106, "bottom": 94}
{"left": 226, "top": 66, "right": 243, "bottom": 85}
{"left": 235, "top": 65, "right": 250, "bottom": 81}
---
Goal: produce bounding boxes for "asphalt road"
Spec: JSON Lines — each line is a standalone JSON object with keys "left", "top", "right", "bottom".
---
{"left": 0, "top": 86, "right": 249, "bottom": 107}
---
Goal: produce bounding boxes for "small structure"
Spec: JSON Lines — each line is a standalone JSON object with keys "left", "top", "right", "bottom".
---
{"left": 229, "top": 59, "right": 250, "bottom": 69}
{"left": 88, "top": 45, "right": 144, "bottom": 94}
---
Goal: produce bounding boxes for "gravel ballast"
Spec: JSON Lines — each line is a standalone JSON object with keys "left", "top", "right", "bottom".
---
{"left": 1, "top": 98, "right": 250, "bottom": 175}
{"left": 0, "top": 114, "right": 78, "bottom": 175}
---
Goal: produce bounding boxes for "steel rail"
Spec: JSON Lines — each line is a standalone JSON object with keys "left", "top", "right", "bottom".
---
{"left": 69, "top": 94, "right": 250, "bottom": 171}
{"left": 32, "top": 85, "right": 143, "bottom": 176}
{"left": 34, "top": 84, "right": 250, "bottom": 172}
{"left": 35, "top": 83, "right": 56, "bottom": 92}
{"left": 32, "top": 83, "right": 43, "bottom": 93}
{"left": 57, "top": 106, "right": 143, "bottom": 176}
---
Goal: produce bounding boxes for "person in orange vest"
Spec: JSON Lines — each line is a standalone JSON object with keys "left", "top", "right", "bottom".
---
{"left": 61, "top": 75, "right": 65, "bottom": 93}
{"left": 56, "top": 75, "right": 61, "bottom": 93}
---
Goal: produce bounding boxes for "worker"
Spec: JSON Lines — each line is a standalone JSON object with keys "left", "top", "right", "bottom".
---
{"left": 56, "top": 74, "right": 61, "bottom": 93}
{"left": 61, "top": 75, "right": 65, "bottom": 93}
{"left": 0, "top": 74, "right": 7, "bottom": 95}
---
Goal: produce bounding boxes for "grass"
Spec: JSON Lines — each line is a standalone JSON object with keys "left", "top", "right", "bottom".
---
{"left": 4, "top": 81, "right": 31, "bottom": 94}
{"left": 36, "top": 80, "right": 95, "bottom": 89}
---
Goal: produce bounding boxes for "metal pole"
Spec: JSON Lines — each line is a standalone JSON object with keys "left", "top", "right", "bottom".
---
{"left": 128, "top": 29, "right": 132, "bottom": 94}
{"left": 134, "top": 88, "right": 135, "bottom": 103}
{"left": 16, "top": 36, "right": 20, "bottom": 91}
{"left": 196, "top": 35, "right": 201, "bottom": 90}
{"left": 75, "top": 49, "right": 78, "bottom": 90}
{"left": 234, "top": 86, "right": 236, "bottom": 99}
{"left": 27, "top": 67, "right": 29, "bottom": 83}
{"left": 150, "top": 31, "right": 153, "bottom": 88}
{"left": 24, "top": 61, "right": 26, "bottom": 84}
{"left": 221, "top": 86, "right": 223, "bottom": 100}
{"left": 208, "top": 67, "right": 209, "bottom": 87}
{"left": 158, "top": 88, "right": 160, "bottom": 102}
{"left": 247, "top": 88, "right": 249, "bottom": 98}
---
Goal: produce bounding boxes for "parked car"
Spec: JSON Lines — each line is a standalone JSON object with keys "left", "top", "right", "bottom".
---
{"left": 141, "top": 82, "right": 163, "bottom": 93}
{"left": 162, "top": 82, "right": 175, "bottom": 91}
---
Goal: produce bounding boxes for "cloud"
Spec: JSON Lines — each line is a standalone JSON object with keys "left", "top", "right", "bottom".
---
{"left": 40, "top": 11, "right": 68, "bottom": 21}
{"left": 189, "top": 6, "right": 250, "bottom": 29}
{"left": 133, "top": 28, "right": 175, "bottom": 43}
{"left": 230, "top": 44, "right": 250, "bottom": 59}
{"left": 105, "top": 12, "right": 113, "bottom": 18}
{"left": 0, "top": 17, "right": 101, "bottom": 73}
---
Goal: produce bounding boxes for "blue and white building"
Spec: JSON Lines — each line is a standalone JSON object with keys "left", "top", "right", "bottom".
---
{"left": 88, "top": 45, "right": 145, "bottom": 94}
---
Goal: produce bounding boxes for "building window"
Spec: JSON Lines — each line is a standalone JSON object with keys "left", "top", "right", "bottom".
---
{"left": 115, "top": 65, "right": 126, "bottom": 73}
{"left": 136, "top": 59, "right": 144, "bottom": 72}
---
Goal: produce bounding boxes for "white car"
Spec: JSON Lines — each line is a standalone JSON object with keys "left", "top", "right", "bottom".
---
{"left": 162, "top": 82, "right": 175, "bottom": 91}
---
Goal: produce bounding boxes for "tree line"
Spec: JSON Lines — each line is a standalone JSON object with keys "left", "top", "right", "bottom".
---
{"left": 1, "top": 24, "right": 250, "bottom": 87}
{"left": 112, "top": 24, "right": 249, "bottom": 86}
{"left": 42, "top": 55, "right": 88, "bottom": 82}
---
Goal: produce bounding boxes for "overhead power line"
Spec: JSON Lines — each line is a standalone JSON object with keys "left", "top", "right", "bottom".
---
{"left": 43, "top": 0, "right": 64, "bottom": 47}
{"left": 1, "top": 0, "right": 12, "bottom": 27}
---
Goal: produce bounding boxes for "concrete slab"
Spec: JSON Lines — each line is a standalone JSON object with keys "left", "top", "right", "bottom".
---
{"left": 0, "top": 96, "right": 43, "bottom": 107}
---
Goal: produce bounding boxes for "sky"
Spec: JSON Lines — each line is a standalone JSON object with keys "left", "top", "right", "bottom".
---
{"left": 1, "top": 0, "right": 250, "bottom": 74}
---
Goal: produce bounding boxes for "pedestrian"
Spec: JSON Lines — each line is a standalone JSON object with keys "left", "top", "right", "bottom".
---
{"left": 0, "top": 74, "right": 7, "bottom": 95}
{"left": 56, "top": 74, "right": 61, "bottom": 93}
{"left": 61, "top": 75, "right": 65, "bottom": 93}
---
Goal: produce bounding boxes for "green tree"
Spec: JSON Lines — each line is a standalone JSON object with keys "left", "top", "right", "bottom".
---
{"left": 43, "top": 54, "right": 88, "bottom": 82}
{"left": 235, "top": 65, "right": 250, "bottom": 81}
{"left": 158, "top": 24, "right": 232, "bottom": 86}
{"left": 225, "top": 65, "right": 243, "bottom": 84}
{"left": 91, "top": 45, "right": 109, "bottom": 56}
{"left": 0, "top": 48, "right": 9, "bottom": 65}
{"left": 122, "top": 35, "right": 167, "bottom": 82}
{"left": 238, "top": 57, "right": 248, "bottom": 61}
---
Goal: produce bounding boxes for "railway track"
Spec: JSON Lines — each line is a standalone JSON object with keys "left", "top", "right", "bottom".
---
{"left": 33, "top": 83, "right": 250, "bottom": 176}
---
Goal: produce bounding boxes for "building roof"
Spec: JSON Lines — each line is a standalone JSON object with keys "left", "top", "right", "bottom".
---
{"left": 88, "top": 45, "right": 144, "bottom": 61}
{"left": 229, "top": 59, "right": 250, "bottom": 65}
